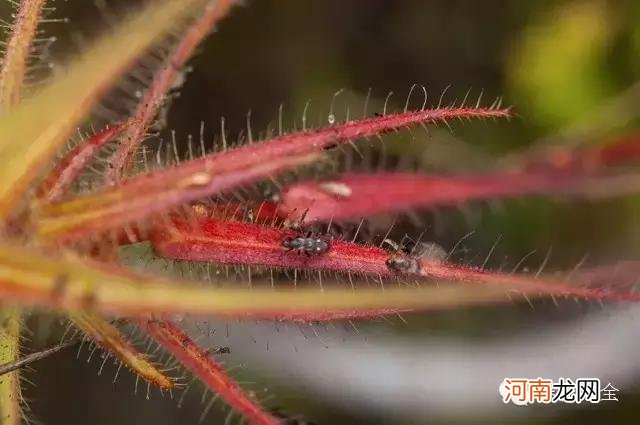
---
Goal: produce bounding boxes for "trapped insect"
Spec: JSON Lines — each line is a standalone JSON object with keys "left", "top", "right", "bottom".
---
{"left": 386, "top": 253, "right": 420, "bottom": 274}
{"left": 282, "top": 233, "right": 331, "bottom": 256}
{"left": 383, "top": 238, "right": 446, "bottom": 260}
{"left": 382, "top": 238, "right": 446, "bottom": 274}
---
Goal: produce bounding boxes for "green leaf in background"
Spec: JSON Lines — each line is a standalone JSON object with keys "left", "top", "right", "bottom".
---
{"left": 508, "top": 1, "right": 615, "bottom": 129}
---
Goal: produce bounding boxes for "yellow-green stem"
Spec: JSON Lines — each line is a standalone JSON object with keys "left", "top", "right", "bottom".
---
{"left": 0, "top": 0, "right": 46, "bottom": 107}
{"left": 0, "top": 307, "right": 21, "bottom": 425}
{"left": 0, "top": 0, "right": 47, "bottom": 420}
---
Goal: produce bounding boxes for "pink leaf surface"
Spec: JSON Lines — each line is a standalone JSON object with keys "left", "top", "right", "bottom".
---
{"left": 277, "top": 169, "right": 640, "bottom": 223}
{"left": 108, "top": 0, "right": 236, "bottom": 180}
{"left": 36, "top": 124, "right": 125, "bottom": 202}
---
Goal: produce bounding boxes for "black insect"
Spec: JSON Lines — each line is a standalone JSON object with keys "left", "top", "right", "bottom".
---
{"left": 401, "top": 240, "right": 447, "bottom": 262}
{"left": 271, "top": 407, "right": 316, "bottom": 425}
{"left": 322, "top": 142, "right": 338, "bottom": 151}
{"left": 282, "top": 233, "right": 330, "bottom": 256}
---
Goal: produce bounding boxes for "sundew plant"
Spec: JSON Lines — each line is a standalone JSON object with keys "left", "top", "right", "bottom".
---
{"left": 2, "top": 1, "right": 640, "bottom": 424}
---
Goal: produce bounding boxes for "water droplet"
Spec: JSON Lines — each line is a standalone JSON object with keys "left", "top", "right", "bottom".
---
{"left": 327, "top": 114, "right": 335, "bottom": 125}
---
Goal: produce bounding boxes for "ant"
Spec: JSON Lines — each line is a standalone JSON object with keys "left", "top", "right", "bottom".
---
{"left": 282, "top": 232, "right": 330, "bottom": 256}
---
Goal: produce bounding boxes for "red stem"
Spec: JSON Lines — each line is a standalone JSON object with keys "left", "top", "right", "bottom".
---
{"left": 150, "top": 215, "right": 393, "bottom": 277}
{"left": 415, "top": 258, "right": 637, "bottom": 300}
{"left": 139, "top": 318, "right": 281, "bottom": 425}
{"left": 149, "top": 215, "right": 640, "bottom": 306}
{"left": 595, "top": 135, "right": 640, "bottom": 168}
{"left": 37, "top": 153, "right": 315, "bottom": 240}
{"left": 40, "top": 106, "right": 509, "bottom": 239}
{"left": 176, "top": 106, "right": 511, "bottom": 177}
{"left": 277, "top": 169, "right": 640, "bottom": 223}
{"left": 36, "top": 124, "right": 125, "bottom": 202}
{"left": 108, "top": 0, "right": 236, "bottom": 181}
{"left": 523, "top": 135, "right": 640, "bottom": 173}
{"left": 115, "top": 106, "right": 510, "bottom": 194}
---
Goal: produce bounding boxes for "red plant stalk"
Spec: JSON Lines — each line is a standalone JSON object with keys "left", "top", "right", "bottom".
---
{"left": 107, "top": 0, "right": 234, "bottom": 182}
{"left": 412, "top": 257, "right": 636, "bottom": 300}
{"left": 139, "top": 318, "right": 281, "bottom": 425}
{"left": 108, "top": 0, "right": 236, "bottom": 181}
{"left": 150, "top": 215, "right": 392, "bottom": 276}
{"left": 152, "top": 215, "right": 414, "bottom": 319}
{"left": 522, "top": 134, "right": 640, "bottom": 173}
{"left": 593, "top": 135, "right": 640, "bottom": 168}
{"left": 36, "top": 124, "right": 126, "bottom": 202}
{"left": 190, "top": 200, "right": 283, "bottom": 225}
{"left": 4, "top": 236, "right": 640, "bottom": 319}
{"left": 165, "top": 106, "right": 510, "bottom": 179}
{"left": 36, "top": 153, "right": 318, "bottom": 239}
{"left": 38, "top": 107, "right": 510, "bottom": 239}
{"left": 572, "top": 261, "right": 640, "bottom": 289}
{"left": 150, "top": 215, "right": 640, "bottom": 306}
{"left": 277, "top": 170, "right": 640, "bottom": 223}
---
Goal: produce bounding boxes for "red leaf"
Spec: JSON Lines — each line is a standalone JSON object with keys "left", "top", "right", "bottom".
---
{"left": 277, "top": 170, "right": 640, "bottom": 223}
{"left": 140, "top": 318, "right": 280, "bottom": 425}
{"left": 36, "top": 123, "right": 125, "bottom": 202}
{"left": 108, "top": 0, "right": 236, "bottom": 180}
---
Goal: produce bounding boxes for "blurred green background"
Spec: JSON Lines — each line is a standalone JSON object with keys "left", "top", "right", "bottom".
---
{"left": 4, "top": 0, "right": 640, "bottom": 424}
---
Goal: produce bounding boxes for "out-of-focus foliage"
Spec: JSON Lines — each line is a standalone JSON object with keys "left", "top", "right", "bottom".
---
{"left": 508, "top": 1, "right": 615, "bottom": 128}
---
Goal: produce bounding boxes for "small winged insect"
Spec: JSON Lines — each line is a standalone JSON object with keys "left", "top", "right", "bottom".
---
{"left": 383, "top": 238, "right": 447, "bottom": 260}
{"left": 205, "top": 346, "right": 231, "bottom": 355}
{"left": 383, "top": 237, "right": 447, "bottom": 274}
{"left": 282, "top": 232, "right": 330, "bottom": 256}
{"left": 386, "top": 253, "right": 420, "bottom": 274}
{"left": 403, "top": 240, "right": 448, "bottom": 262}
